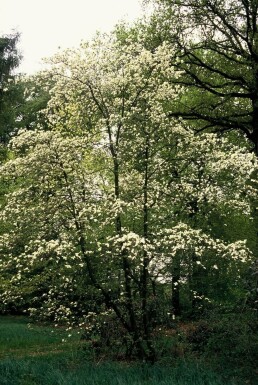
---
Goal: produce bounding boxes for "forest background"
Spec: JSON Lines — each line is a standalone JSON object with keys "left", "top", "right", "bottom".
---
{"left": 0, "top": 1, "right": 258, "bottom": 384}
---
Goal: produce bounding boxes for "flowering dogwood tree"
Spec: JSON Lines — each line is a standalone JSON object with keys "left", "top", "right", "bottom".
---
{"left": 0, "top": 33, "right": 257, "bottom": 360}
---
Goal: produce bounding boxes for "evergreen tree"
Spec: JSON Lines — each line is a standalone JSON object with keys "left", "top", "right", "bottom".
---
{"left": 0, "top": 33, "right": 21, "bottom": 146}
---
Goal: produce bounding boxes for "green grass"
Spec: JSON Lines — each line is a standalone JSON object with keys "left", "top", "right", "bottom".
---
{"left": 0, "top": 357, "right": 237, "bottom": 385}
{"left": 0, "top": 316, "right": 246, "bottom": 385}
{"left": 0, "top": 315, "right": 80, "bottom": 358}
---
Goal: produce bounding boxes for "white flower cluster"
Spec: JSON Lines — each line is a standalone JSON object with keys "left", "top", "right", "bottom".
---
{"left": 0, "top": 30, "right": 256, "bottom": 324}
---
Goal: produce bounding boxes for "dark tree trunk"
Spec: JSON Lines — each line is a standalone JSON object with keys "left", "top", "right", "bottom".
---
{"left": 171, "top": 254, "right": 181, "bottom": 316}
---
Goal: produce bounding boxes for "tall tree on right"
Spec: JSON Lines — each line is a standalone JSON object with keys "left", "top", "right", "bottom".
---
{"left": 146, "top": 0, "right": 258, "bottom": 154}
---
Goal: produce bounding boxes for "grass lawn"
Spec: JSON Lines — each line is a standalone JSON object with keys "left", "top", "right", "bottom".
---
{"left": 0, "top": 315, "right": 247, "bottom": 385}
{"left": 0, "top": 315, "right": 81, "bottom": 358}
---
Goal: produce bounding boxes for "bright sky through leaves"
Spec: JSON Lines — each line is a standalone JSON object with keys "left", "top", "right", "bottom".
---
{"left": 1, "top": 0, "right": 143, "bottom": 74}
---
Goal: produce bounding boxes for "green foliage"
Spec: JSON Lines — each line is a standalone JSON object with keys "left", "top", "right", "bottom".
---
{"left": 145, "top": 0, "right": 258, "bottom": 151}
{"left": 0, "top": 315, "right": 233, "bottom": 385}
{"left": 0, "top": 33, "right": 22, "bottom": 145}
{"left": 0, "top": 30, "right": 257, "bottom": 362}
{"left": 0, "top": 34, "right": 20, "bottom": 75}
{"left": 0, "top": 358, "right": 234, "bottom": 385}
{"left": 14, "top": 75, "right": 52, "bottom": 132}
{"left": 0, "top": 12, "right": 257, "bottom": 367}
{"left": 186, "top": 312, "right": 258, "bottom": 382}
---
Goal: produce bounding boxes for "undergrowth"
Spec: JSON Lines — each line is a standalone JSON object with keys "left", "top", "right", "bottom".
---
{"left": 0, "top": 314, "right": 256, "bottom": 385}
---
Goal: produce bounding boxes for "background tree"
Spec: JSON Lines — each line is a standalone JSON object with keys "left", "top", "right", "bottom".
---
{"left": 15, "top": 75, "right": 52, "bottom": 132}
{"left": 0, "top": 33, "right": 22, "bottom": 152}
{"left": 145, "top": 0, "right": 258, "bottom": 154}
{"left": 142, "top": 1, "right": 258, "bottom": 307}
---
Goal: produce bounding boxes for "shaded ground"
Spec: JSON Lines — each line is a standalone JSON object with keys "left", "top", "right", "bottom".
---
{"left": 0, "top": 315, "right": 256, "bottom": 385}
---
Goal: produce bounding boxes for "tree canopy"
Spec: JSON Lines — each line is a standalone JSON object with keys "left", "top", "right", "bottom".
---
{"left": 0, "top": 30, "right": 257, "bottom": 360}
{"left": 145, "top": 0, "right": 258, "bottom": 153}
{"left": 0, "top": 33, "right": 22, "bottom": 147}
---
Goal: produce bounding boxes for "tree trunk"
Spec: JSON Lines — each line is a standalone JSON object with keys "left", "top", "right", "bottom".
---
{"left": 171, "top": 254, "right": 181, "bottom": 316}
